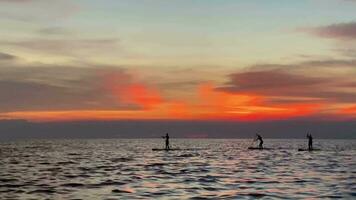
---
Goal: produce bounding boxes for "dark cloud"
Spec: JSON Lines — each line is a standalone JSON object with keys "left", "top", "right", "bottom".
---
{"left": 218, "top": 70, "right": 328, "bottom": 102}
{"left": 300, "top": 22, "right": 356, "bottom": 40}
{"left": 250, "top": 59, "right": 356, "bottom": 70}
{"left": 302, "top": 59, "right": 356, "bottom": 67}
{"left": 220, "top": 70, "right": 324, "bottom": 93}
{"left": 218, "top": 59, "right": 356, "bottom": 104}
{"left": 0, "top": 52, "right": 16, "bottom": 61}
{"left": 334, "top": 48, "right": 356, "bottom": 58}
{"left": 0, "top": 80, "right": 85, "bottom": 111}
{"left": 0, "top": 64, "right": 139, "bottom": 112}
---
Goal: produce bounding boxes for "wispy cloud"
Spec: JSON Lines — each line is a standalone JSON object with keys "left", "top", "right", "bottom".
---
{"left": 0, "top": 38, "right": 120, "bottom": 57}
{"left": 0, "top": 52, "right": 17, "bottom": 61}
{"left": 217, "top": 59, "right": 356, "bottom": 105}
{"left": 299, "top": 22, "right": 356, "bottom": 40}
{"left": 0, "top": 0, "right": 33, "bottom": 3}
{"left": 0, "top": 0, "right": 79, "bottom": 22}
{"left": 37, "top": 27, "right": 71, "bottom": 35}
{"left": 0, "top": 61, "right": 144, "bottom": 112}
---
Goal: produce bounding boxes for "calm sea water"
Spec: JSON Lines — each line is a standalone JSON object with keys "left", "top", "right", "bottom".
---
{"left": 0, "top": 139, "right": 355, "bottom": 199}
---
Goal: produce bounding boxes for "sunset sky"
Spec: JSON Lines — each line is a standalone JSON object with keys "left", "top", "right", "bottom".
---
{"left": 0, "top": 0, "right": 356, "bottom": 124}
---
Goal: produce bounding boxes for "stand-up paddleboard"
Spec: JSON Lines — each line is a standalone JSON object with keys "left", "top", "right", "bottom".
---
{"left": 152, "top": 148, "right": 203, "bottom": 151}
{"left": 248, "top": 147, "right": 273, "bottom": 150}
{"left": 298, "top": 148, "right": 321, "bottom": 152}
{"left": 152, "top": 148, "right": 181, "bottom": 151}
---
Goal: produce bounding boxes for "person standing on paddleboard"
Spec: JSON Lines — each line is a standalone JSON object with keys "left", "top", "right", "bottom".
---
{"left": 307, "top": 133, "right": 313, "bottom": 151}
{"left": 162, "top": 133, "right": 170, "bottom": 150}
{"left": 256, "top": 134, "right": 263, "bottom": 149}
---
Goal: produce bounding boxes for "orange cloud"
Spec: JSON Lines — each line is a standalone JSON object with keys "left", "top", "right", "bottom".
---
{"left": 0, "top": 82, "right": 337, "bottom": 122}
{"left": 1, "top": 110, "right": 173, "bottom": 122}
{"left": 122, "top": 84, "right": 162, "bottom": 109}
{"left": 103, "top": 70, "right": 163, "bottom": 110}
{"left": 166, "top": 102, "right": 191, "bottom": 119}
{"left": 340, "top": 105, "right": 356, "bottom": 117}
{"left": 193, "top": 83, "right": 317, "bottom": 120}
{"left": 198, "top": 83, "right": 263, "bottom": 114}
{"left": 230, "top": 103, "right": 322, "bottom": 121}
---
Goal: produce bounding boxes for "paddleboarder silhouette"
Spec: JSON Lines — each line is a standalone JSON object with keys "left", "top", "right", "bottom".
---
{"left": 307, "top": 133, "right": 313, "bottom": 151}
{"left": 256, "top": 134, "right": 263, "bottom": 149}
{"left": 162, "top": 133, "right": 170, "bottom": 150}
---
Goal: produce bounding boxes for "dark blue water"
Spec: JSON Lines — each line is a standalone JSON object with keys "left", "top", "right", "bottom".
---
{"left": 0, "top": 139, "right": 355, "bottom": 199}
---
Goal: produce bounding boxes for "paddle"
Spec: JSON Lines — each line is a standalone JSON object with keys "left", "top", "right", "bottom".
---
{"left": 248, "top": 138, "right": 256, "bottom": 148}
{"left": 160, "top": 135, "right": 172, "bottom": 150}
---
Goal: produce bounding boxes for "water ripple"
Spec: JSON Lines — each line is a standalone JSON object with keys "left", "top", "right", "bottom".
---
{"left": 0, "top": 139, "right": 355, "bottom": 199}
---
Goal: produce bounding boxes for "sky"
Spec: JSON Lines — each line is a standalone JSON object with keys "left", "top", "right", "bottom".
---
{"left": 0, "top": 0, "right": 356, "bottom": 139}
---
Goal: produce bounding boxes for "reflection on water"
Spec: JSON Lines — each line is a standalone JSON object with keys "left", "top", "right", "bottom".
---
{"left": 0, "top": 139, "right": 355, "bottom": 199}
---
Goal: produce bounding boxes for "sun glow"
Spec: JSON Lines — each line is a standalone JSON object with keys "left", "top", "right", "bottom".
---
{"left": 1, "top": 82, "right": 326, "bottom": 122}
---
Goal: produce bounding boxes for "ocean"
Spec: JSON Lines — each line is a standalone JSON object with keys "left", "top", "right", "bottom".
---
{"left": 0, "top": 139, "right": 355, "bottom": 199}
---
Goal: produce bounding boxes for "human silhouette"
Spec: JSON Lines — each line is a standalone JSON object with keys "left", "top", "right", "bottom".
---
{"left": 307, "top": 133, "right": 313, "bottom": 151}
{"left": 162, "top": 133, "right": 170, "bottom": 150}
{"left": 256, "top": 134, "right": 263, "bottom": 149}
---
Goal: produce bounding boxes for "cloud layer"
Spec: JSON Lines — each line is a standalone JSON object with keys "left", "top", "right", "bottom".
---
{"left": 0, "top": 52, "right": 16, "bottom": 61}
{"left": 219, "top": 59, "right": 356, "bottom": 103}
{"left": 0, "top": 61, "right": 146, "bottom": 112}
{"left": 0, "top": 39, "right": 120, "bottom": 57}
{"left": 1, "top": 55, "right": 356, "bottom": 121}
{"left": 301, "top": 22, "right": 356, "bottom": 40}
